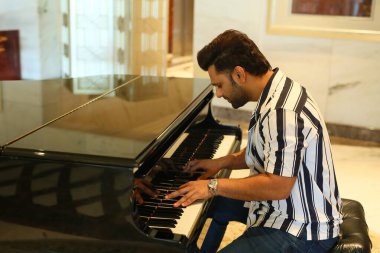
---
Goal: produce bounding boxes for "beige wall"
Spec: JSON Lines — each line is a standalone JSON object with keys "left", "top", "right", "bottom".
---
{"left": 193, "top": 0, "right": 380, "bottom": 130}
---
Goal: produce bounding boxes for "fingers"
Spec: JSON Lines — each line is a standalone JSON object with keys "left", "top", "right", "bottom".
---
{"left": 165, "top": 186, "right": 195, "bottom": 208}
{"left": 165, "top": 181, "right": 211, "bottom": 207}
{"left": 165, "top": 184, "right": 189, "bottom": 200}
{"left": 159, "top": 158, "right": 177, "bottom": 170}
{"left": 173, "top": 192, "right": 197, "bottom": 207}
{"left": 183, "top": 159, "right": 219, "bottom": 180}
{"left": 140, "top": 184, "right": 159, "bottom": 197}
{"left": 134, "top": 180, "right": 159, "bottom": 197}
{"left": 133, "top": 179, "right": 159, "bottom": 204}
{"left": 183, "top": 159, "right": 200, "bottom": 173}
{"left": 133, "top": 188, "right": 158, "bottom": 204}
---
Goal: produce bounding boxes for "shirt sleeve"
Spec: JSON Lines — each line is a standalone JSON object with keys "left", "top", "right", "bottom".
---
{"left": 261, "top": 108, "right": 306, "bottom": 177}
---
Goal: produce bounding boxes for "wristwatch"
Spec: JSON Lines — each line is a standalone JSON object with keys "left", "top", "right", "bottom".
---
{"left": 208, "top": 178, "right": 218, "bottom": 196}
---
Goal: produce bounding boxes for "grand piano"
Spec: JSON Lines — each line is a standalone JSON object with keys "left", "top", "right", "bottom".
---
{"left": 0, "top": 75, "right": 241, "bottom": 253}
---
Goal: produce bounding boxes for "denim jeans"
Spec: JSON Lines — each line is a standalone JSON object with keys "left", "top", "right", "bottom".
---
{"left": 199, "top": 196, "right": 248, "bottom": 253}
{"left": 219, "top": 226, "right": 338, "bottom": 253}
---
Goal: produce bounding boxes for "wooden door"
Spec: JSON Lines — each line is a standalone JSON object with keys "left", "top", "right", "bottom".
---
{"left": 0, "top": 30, "right": 21, "bottom": 80}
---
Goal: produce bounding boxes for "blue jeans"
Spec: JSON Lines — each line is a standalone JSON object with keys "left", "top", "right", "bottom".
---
{"left": 219, "top": 226, "right": 338, "bottom": 253}
{"left": 199, "top": 197, "right": 248, "bottom": 253}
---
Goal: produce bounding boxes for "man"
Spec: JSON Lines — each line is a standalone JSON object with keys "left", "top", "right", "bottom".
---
{"left": 165, "top": 30, "right": 342, "bottom": 253}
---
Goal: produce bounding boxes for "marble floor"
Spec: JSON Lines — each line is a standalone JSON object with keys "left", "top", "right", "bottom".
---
{"left": 167, "top": 60, "right": 380, "bottom": 252}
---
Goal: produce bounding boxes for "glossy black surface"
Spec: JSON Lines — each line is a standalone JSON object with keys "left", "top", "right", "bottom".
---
{"left": 0, "top": 75, "right": 242, "bottom": 253}
{"left": 0, "top": 75, "right": 138, "bottom": 145}
{"left": 0, "top": 155, "right": 186, "bottom": 253}
{"left": 1, "top": 75, "right": 212, "bottom": 168}
{"left": 0, "top": 156, "right": 135, "bottom": 239}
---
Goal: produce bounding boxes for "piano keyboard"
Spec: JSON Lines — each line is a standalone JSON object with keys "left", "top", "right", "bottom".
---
{"left": 136, "top": 130, "right": 237, "bottom": 239}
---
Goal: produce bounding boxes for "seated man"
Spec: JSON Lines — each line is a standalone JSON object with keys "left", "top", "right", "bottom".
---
{"left": 165, "top": 29, "right": 343, "bottom": 253}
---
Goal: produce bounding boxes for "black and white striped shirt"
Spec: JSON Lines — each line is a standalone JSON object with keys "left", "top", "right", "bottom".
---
{"left": 245, "top": 68, "right": 342, "bottom": 240}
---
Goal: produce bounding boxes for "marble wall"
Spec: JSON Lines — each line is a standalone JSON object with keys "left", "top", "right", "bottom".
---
{"left": 0, "top": 0, "right": 61, "bottom": 79}
{"left": 1, "top": 0, "right": 379, "bottom": 129}
{"left": 193, "top": 0, "right": 380, "bottom": 130}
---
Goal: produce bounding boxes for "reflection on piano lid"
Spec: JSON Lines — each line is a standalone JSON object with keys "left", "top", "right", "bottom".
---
{"left": 0, "top": 75, "right": 138, "bottom": 146}
{"left": 1, "top": 75, "right": 213, "bottom": 171}
{"left": 115, "top": 76, "right": 168, "bottom": 102}
{"left": 70, "top": 75, "right": 120, "bottom": 96}
{"left": 0, "top": 75, "right": 242, "bottom": 253}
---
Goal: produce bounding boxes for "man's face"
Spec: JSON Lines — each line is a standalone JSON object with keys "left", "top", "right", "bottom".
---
{"left": 208, "top": 65, "right": 249, "bottom": 109}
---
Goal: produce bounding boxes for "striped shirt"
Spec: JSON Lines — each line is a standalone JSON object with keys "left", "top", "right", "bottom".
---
{"left": 245, "top": 68, "right": 342, "bottom": 240}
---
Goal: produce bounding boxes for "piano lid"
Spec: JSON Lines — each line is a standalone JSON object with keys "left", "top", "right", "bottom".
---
{"left": 0, "top": 75, "right": 138, "bottom": 146}
{"left": 1, "top": 75, "right": 213, "bottom": 169}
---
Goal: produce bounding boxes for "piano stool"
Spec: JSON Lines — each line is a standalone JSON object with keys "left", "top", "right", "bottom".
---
{"left": 331, "top": 198, "right": 372, "bottom": 253}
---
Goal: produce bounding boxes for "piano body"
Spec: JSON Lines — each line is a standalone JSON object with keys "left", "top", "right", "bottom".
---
{"left": 0, "top": 75, "right": 241, "bottom": 253}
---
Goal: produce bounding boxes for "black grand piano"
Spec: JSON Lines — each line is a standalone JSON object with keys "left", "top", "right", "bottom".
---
{"left": 0, "top": 75, "right": 241, "bottom": 253}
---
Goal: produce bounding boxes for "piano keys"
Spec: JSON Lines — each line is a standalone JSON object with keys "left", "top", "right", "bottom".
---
{"left": 136, "top": 130, "right": 238, "bottom": 241}
{"left": 0, "top": 75, "right": 241, "bottom": 252}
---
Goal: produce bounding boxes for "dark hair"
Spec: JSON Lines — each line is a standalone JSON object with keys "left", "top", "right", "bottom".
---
{"left": 197, "top": 29, "right": 271, "bottom": 76}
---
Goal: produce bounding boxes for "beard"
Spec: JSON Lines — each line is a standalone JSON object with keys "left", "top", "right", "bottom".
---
{"left": 230, "top": 98, "right": 247, "bottom": 109}
{"left": 228, "top": 76, "right": 249, "bottom": 109}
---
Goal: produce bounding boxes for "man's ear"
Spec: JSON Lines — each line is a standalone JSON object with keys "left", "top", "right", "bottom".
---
{"left": 233, "top": 66, "right": 246, "bottom": 83}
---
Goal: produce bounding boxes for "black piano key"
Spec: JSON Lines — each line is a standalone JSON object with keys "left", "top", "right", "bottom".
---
{"left": 137, "top": 207, "right": 182, "bottom": 219}
{"left": 141, "top": 201, "right": 173, "bottom": 207}
{"left": 146, "top": 218, "right": 177, "bottom": 228}
{"left": 141, "top": 204, "right": 183, "bottom": 212}
{"left": 138, "top": 209, "right": 155, "bottom": 216}
{"left": 152, "top": 206, "right": 180, "bottom": 212}
{"left": 138, "top": 204, "right": 157, "bottom": 210}
{"left": 152, "top": 212, "right": 181, "bottom": 219}
{"left": 138, "top": 215, "right": 177, "bottom": 227}
{"left": 143, "top": 197, "right": 178, "bottom": 205}
{"left": 152, "top": 228, "right": 175, "bottom": 240}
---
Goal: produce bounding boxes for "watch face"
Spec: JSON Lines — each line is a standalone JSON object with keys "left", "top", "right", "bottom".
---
{"left": 208, "top": 179, "right": 217, "bottom": 195}
{"left": 208, "top": 179, "right": 217, "bottom": 189}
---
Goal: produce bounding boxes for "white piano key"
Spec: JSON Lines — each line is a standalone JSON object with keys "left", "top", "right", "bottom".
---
{"left": 212, "top": 135, "right": 236, "bottom": 159}
{"left": 170, "top": 201, "right": 204, "bottom": 237}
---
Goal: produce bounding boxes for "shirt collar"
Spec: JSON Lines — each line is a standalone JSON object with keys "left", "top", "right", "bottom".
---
{"left": 249, "top": 68, "right": 280, "bottom": 129}
{"left": 254, "top": 68, "right": 280, "bottom": 114}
